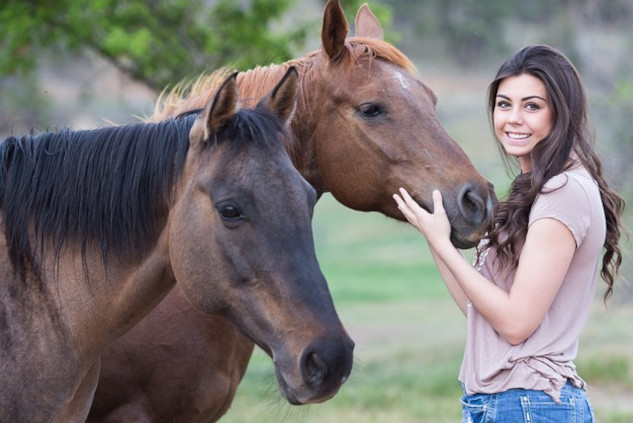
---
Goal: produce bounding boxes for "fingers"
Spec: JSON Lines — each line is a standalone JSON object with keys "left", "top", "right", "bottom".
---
{"left": 392, "top": 193, "right": 417, "bottom": 225}
{"left": 392, "top": 193, "right": 405, "bottom": 208}
{"left": 397, "top": 187, "right": 422, "bottom": 211}
{"left": 393, "top": 187, "right": 432, "bottom": 231}
{"left": 432, "top": 189, "right": 445, "bottom": 214}
{"left": 394, "top": 188, "right": 422, "bottom": 217}
{"left": 393, "top": 188, "right": 451, "bottom": 242}
{"left": 393, "top": 188, "right": 446, "bottom": 216}
{"left": 398, "top": 187, "right": 413, "bottom": 202}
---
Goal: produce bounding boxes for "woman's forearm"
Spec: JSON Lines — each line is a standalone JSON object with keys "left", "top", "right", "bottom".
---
{"left": 432, "top": 239, "right": 528, "bottom": 344}
{"left": 428, "top": 245, "right": 469, "bottom": 316}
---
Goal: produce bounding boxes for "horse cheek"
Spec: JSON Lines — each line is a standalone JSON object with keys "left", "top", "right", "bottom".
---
{"left": 168, "top": 195, "right": 226, "bottom": 315}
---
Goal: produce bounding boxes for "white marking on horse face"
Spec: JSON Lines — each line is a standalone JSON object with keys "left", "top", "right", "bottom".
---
{"left": 392, "top": 69, "right": 410, "bottom": 92}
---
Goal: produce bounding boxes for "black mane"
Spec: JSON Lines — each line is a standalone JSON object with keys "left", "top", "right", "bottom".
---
{"left": 0, "top": 105, "right": 289, "bottom": 279}
{"left": 0, "top": 115, "right": 194, "bottom": 277}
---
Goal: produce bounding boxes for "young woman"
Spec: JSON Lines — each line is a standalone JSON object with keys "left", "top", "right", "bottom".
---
{"left": 393, "top": 45, "right": 625, "bottom": 422}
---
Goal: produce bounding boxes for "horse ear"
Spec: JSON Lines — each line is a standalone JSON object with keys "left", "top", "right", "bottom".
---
{"left": 205, "top": 72, "right": 239, "bottom": 134}
{"left": 259, "top": 66, "right": 298, "bottom": 126}
{"left": 355, "top": 3, "right": 384, "bottom": 40}
{"left": 191, "top": 72, "right": 239, "bottom": 147}
{"left": 321, "top": 0, "right": 349, "bottom": 62}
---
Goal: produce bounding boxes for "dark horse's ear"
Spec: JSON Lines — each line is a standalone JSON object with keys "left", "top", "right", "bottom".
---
{"left": 321, "top": 0, "right": 349, "bottom": 62}
{"left": 191, "top": 72, "right": 239, "bottom": 148}
{"left": 355, "top": 3, "right": 384, "bottom": 40}
{"left": 258, "top": 66, "right": 299, "bottom": 126}
{"left": 206, "top": 72, "right": 239, "bottom": 134}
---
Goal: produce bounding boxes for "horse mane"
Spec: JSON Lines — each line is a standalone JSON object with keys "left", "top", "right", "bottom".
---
{"left": 0, "top": 116, "right": 195, "bottom": 279}
{"left": 346, "top": 37, "right": 416, "bottom": 73}
{"left": 151, "top": 37, "right": 416, "bottom": 122}
{"left": 0, "top": 101, "right": 291, "bottom": 282}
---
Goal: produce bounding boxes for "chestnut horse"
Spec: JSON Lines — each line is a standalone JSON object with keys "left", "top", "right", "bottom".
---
{"left": 90, "top": 1, "right": 495, "bottom": 422}
{"left": 0, "top": 69, "right": 353, "bottom": 422}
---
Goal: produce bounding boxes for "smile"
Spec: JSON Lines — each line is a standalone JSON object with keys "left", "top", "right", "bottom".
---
{"left": 507, "top": 132, "right": 530, "bottom": 140}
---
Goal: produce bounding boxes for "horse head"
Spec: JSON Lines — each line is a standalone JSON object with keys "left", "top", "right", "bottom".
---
{"left": 305, "top": 0, "right": 496, "bottom": 248}
{"left": 168, "top": 68, "right": 354, "bottom": 405}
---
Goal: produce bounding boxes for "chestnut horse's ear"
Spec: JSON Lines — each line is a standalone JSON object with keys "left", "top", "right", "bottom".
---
{"left": 321, "top": 0, "right": 349, "bottom": 62}
{"left": 259, "top": 66, "right": 298, "bottom": 126}
{"left": 191, "top": 72, "right": 239, "bottom": 147}
{"left": 355, "top": 3, "right": 384, "bottom": 40}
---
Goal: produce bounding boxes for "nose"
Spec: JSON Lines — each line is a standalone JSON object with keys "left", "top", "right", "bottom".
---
{"left": 507, "top": 107, "right": 523, "bottom": 125}
{"left": 299, "top": 335, "right": 354, "bottom": 400}
{"left": 457, "top": 182, "right": 490, "bottom": 227}
{"left": 446, "top": 181, "right": 496, "bottom": 248}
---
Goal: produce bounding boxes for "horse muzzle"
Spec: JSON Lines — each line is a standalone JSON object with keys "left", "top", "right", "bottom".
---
{"left": 449, "top": 181, "right": 497, "bottom": 249}
{"left": 274, "top": 334, "right": 355, "bottom": 405}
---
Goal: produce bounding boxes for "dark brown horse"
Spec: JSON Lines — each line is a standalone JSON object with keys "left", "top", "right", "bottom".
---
{"left": 0, "top": 68, "right": 353, "bottom": 422}
{"left": 90, "top": 1, "right": 495, "bottom": 422}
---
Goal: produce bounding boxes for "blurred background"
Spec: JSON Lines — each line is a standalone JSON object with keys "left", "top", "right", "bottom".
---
{"left": 1, "top": 0, "right": 631, "bottom": 421}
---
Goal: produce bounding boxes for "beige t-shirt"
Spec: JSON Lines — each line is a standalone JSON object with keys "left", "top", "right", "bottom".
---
{"left": 459, "top": 165, "right": 606, "bottom": 402}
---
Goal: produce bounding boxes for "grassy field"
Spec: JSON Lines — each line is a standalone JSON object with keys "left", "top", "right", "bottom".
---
{"left": 220, "top": 194, "right": 633, "bottom": 423}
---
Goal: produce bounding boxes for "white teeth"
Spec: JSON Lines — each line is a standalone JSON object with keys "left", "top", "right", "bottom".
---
{"left": 507, "top": 132, "right": 529, "bottom": 140}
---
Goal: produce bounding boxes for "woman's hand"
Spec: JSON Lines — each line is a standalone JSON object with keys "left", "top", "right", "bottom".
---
{"left": 392, "top": 188, "right": 452, "bottom": 250}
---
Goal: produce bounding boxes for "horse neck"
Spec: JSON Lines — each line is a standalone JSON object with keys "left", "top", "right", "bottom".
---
{"left": 0, "top": 122, "right": 188, "bottom": 355}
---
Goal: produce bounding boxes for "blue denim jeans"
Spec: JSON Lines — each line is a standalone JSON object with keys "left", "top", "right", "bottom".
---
{"left": 460, "top": 382, "right": 595, "bottom": 423}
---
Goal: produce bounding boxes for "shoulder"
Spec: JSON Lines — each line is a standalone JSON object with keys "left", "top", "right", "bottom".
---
{"left": 530, "top": 167, "right": 598, "bottom": 245}
{"left": 540, "top": 167, "right": 598, "bottom": 207}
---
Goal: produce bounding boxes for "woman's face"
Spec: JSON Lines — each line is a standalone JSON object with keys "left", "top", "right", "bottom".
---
{"left": 493, "top": 73, "right": 554, "bottom": 172}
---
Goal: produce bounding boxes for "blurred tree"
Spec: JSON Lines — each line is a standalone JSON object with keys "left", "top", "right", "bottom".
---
{"left": 0, "top": 0, "right": 308, "bottom": 91}
{"left": 0, "top": 74, "right": 49, "bottom": 135}
{"left": 380, "top": 0, "right": 514, "bottom": 67}
{"left": 423, "top": 0, "right": 513, "bottom": 66}
{"left": 384, "top": 0, "right": 632, "bottom": 66}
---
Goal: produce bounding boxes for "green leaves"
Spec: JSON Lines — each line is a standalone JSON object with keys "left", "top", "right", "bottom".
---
{"left": 0, "top": 0, "right": 307, "bottom": 91}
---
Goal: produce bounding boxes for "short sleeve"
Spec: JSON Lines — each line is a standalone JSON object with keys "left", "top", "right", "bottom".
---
{"left": 529, "top": 173, "right": 591, "bottom": 247}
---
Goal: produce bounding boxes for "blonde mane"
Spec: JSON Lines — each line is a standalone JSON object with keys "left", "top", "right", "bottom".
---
{"left": 150, "top": 37, "right": 417, "bottom": 122}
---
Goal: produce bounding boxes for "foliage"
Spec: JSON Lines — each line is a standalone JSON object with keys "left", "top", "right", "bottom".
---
{"left": 0, "top": 0, "right": 308, "bottom": 91}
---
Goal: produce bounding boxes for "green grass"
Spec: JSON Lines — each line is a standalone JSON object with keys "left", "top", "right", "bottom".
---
{"left": 219, "top": 194, "right": 633, "bottom": 423}
{"left": 312, "top": 195, "right": 449, "bottom": 303}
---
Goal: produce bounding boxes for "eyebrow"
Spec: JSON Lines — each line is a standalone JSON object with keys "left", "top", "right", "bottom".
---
{"left": 496, "top": 94, "right": 548, "bottom": 102}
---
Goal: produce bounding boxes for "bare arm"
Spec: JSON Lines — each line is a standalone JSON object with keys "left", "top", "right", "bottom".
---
{"left": 427, "top": 246, "right": 469, "bottom": 316}
{"left": 393, "top": 188, "right": 575, "bottom": 345}
{"left": 394, "top": 190, "right": 470, "bottom": 314}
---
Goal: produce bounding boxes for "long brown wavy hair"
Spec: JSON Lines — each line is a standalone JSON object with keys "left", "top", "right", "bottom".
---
{"left": 482, "top": 45, "right": 625, "bottom": 301}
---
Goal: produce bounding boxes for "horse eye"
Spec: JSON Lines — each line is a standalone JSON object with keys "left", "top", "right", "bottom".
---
{"left": 358, "top": 102, "right": 383, "bottom": 118}
{"left": 218, "top": 204, "right": 242, "bottom": 221}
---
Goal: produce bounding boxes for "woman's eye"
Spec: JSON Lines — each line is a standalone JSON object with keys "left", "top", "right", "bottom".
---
{"left": 496, "top": 100, "right": 510, "bottom": 109}
{"left": 358, "top": 103, "right": 383, "bottom": 118}
{"left": 525, "top": 103, "right": 540, "bottom": 111}
{"left": 218, "top": 204, "right": 242, "bottom": 221}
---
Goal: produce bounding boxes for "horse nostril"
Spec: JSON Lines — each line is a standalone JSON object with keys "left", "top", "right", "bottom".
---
{"left": 303, "top": 352, "right": 327, "bottom": 388}
{"left": 458, "top": 183, "right": 487, "bottom": 224}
